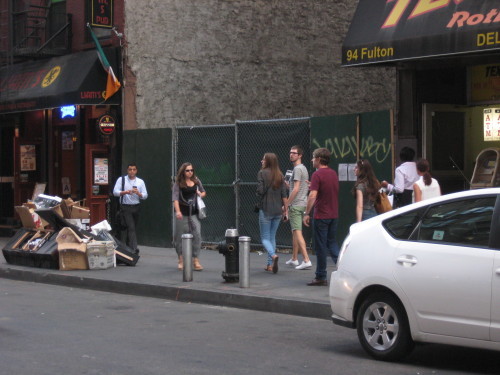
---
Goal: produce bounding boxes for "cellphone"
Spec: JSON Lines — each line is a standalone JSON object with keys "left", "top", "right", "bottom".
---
{"left": 133, "top": 186, "right": 137, "bottom": 189}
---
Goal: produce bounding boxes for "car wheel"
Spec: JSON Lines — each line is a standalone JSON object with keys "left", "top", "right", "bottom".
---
{"left": 356, "top": 292, "right": 414, "bottom": 361}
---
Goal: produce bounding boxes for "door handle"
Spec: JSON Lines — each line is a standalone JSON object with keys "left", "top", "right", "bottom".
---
{"left": 495, "top": 268, "right": 500, "bottom": 275}
{"left": 397, "top": 256, "right": 418, "bottom": 266}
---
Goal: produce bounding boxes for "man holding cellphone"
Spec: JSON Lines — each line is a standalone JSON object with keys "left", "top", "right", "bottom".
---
{"left": 285, "top": 145, "right": 312, "bottom": 270}
{"left": 113, "top": 163, "right": 148, "bottom": 254}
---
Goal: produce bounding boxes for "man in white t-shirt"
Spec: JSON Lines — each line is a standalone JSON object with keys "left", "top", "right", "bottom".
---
{"left": 285, "top": 145, "right": 312, "bottom": 270}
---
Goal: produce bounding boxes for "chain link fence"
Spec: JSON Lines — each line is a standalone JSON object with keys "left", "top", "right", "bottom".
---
{"left": 236, "top": 118, "right": 311, "bottom": 248}
{"left": 174, "top": 118, "right": 311, "bottom": 248}
{"left": 175, "top": 125, "right": 236, "bottom": 244}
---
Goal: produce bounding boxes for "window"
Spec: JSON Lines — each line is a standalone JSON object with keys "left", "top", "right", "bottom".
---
{"left": 415, "top": 197, "right": 496, "bottom": 248}
{"left": 384, "top": 208, "right": 425, "bottom": 240}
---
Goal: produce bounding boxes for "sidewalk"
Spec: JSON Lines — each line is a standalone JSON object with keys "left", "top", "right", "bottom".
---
{"left": 0, "top": 237, "right": 335, "bottom": 320}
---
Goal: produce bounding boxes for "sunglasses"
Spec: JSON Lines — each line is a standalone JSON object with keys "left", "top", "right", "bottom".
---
{"left": 185, "top": 169, "right": 194, "bottom": 172}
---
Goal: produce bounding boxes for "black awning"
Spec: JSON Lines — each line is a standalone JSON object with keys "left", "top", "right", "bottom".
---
{"left": 0, "top": 47, "right": 121, "bottom": 114}
{"left": 342, "top": 0, "right": 500, "bottom": 66}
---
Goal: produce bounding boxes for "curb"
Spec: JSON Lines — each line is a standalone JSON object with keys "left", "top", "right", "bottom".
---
{"left": 0, "top": 267, "right": 332, "bottom": 320}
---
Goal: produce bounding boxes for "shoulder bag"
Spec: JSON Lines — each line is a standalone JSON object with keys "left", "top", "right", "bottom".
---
{"left": 375, "top": 189, "right": 393, "bottom": 214}
{"left": 196, "top": 186, "right": 207, "bottom": 220}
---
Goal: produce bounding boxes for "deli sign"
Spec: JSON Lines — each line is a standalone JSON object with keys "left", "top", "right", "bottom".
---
{"left": 342, "top": 0, "right": 500, "bottom": 66}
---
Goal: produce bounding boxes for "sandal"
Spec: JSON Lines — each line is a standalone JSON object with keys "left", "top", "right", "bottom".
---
{"left": 265, "top": 265, "right": 273, "bottom": 272}
{"left": 272, "top": 256, "right": 279, "bottom": 274}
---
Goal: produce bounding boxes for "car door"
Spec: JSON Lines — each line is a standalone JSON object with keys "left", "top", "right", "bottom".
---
{"left": 489, "top": 196, "right": 500, "bottom": 342}
{"left": 392, "top": 196, "right": 496, "bottom": 340}
{"left": 492, "top": 251, "right": 500, "bottom": 342}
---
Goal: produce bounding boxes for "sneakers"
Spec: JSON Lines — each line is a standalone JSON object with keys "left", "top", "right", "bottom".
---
{"left": 286, "top": 258, "right": 299, "bottom": 267}
{"left": 295, "top": 260, "right": 312, "bottom": 270}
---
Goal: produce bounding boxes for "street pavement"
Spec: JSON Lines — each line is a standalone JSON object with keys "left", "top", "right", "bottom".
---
{"left": 0, "top": 237, "right": 335, "bottom": 320}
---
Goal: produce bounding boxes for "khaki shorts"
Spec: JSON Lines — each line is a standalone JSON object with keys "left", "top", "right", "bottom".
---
{"left": 289, "top": 206, "right": 305, "bottom": 231}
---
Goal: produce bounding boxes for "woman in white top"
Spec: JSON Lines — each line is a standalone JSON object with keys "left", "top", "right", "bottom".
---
{"left": 413, "top": 158, "right": 441, "bottom": 202}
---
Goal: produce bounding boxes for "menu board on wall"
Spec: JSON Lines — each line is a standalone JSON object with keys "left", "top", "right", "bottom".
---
{"left": 470, "top": 65, "right": 500, "bottom": 104}
{"left": 94, "top": 158, "right": 109, "bottom": 185}
{"left": 20, "top": 145, "right": 36, "bottom": 171}
{"left": 483, "top": 108, "right": 500, "bottom": 141}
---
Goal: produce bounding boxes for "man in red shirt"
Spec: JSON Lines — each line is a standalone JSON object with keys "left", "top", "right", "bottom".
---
{"left": 303, "top": 148, "right": 339, "bottom": 286}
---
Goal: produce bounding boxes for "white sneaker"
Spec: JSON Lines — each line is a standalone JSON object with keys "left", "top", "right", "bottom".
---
{"left": 295, "top": 261, "right": 312, "bottom": 270}
{"left": 286, "top": 258, "right": 299, "bottom": 267}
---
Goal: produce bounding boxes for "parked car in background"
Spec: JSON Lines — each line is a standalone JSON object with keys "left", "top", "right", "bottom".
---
{"left": 330, "top": 188, "right": 500, "bottom": 361}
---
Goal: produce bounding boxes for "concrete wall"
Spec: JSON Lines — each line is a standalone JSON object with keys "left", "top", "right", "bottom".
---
{"left": 124, "top": 0, "right": 396, "bottom": 129}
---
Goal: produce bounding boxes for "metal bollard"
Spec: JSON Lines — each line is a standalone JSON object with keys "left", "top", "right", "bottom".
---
{"left": 239, "top": 236, "right": 251, "bottom": 288}
{"left": 182, "top": 233, "right": 193, "bottom": 282}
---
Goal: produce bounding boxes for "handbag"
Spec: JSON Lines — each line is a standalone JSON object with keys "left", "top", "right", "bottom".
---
{"left": 115, "top": 209, "right": 127, "bottom": 230}
{"left": 375, "top": 189, "right": 393, "bottom": 214}
{"left": 197, "top": 195, "right": 207, "bottom": 219}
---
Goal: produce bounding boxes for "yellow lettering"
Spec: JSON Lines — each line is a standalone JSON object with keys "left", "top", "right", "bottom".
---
{"left": 478, "top": 32, "right": 500, "bottom": 46}
{"left": 478, "top": 33, "right": 485, "bottom": 46}
{"left": 382, "top": 0, "right": 411, "bottom": 28}
{"left": 410, "top": 0, "right": 449, "bottom": 19}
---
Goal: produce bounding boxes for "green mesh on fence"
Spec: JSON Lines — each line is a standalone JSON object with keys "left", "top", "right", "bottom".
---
{"left": 175, "top": 119, "right": 311, "bottom": 248}
{"left": 176, "top": 125, "right": 236, "bottom": 243}
{"left": 237, "top": 118, "right": 311, "bottom": 247}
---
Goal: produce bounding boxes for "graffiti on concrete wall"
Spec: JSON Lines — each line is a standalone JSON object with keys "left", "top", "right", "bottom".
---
{"left": 312, "top": 135, "right": 391, "bottom": 163}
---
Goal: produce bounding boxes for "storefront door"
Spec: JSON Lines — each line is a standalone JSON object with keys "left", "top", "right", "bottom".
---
{"left": 423, "top": 104, "right": 469, "bottom": 194}
{"left": 85, "top": 144, "right": 110, "bottom": 225}
{"left": 13, "top": 138, "right": 42, "bottom": 205}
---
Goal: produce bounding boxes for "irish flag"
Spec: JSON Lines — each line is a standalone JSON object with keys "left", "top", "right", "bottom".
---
{"left": 87, "top": 23, "right": 121, "bottom": 100}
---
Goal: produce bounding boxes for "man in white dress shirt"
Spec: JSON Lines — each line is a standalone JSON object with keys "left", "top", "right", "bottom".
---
{"left": 381, "top": 147, "right": 419, "bottom": 208}
{"left": 113, "top": 163, "right": 148, "bottom": 253}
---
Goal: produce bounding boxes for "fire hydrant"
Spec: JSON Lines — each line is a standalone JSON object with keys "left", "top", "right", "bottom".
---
{"left": 217, "top": 228, "right": 239, "bottom": 282}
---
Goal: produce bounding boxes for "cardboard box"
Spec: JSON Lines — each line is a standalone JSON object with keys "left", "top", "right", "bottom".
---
{"left": 70, "top": 205, "right": 90, "bottom": 219}
{"left": 15, "top": 206, "right": 46, "bottom": 229}
{"left": 52, "top": 204, "right": 64, "bottom": 219}
{"left": 56, "top": 227, "right": 88, "bottom": 271}
{"left": 60, "top": 198, "right": 90, "bottom": 219}
{"left": 86, "top": 241, "right": 115, "bottom": 270}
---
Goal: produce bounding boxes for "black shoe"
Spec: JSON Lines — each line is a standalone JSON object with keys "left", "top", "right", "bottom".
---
{"left": 135, "top": 248, "right": 140, "bottom": 255}
{"left": 307, "top": 278, "right": 327, "bottom": 286}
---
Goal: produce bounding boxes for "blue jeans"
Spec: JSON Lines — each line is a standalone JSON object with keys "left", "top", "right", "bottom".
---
{"left": 259, "top": 210, "right": 282, "bottom": 265}
{"left": 313, "top": 218, "right": 339, "bottom": 280}
{"left": 362, "top": 207, "right": 378, "bottom": 221}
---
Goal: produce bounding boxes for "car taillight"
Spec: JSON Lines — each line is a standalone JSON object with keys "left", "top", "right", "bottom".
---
{"left": 337, "top": 234, "right": 351, "bottom": 265}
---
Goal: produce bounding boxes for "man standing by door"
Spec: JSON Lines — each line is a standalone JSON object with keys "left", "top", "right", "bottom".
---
{"left": 303, "top": 148, "right": 339, "bottom": 286}
{"left": 113, "top": 163, "right": 148, "bottom": 254}
{"left": 285, "top": 145, "right": 312, "bottom": 270}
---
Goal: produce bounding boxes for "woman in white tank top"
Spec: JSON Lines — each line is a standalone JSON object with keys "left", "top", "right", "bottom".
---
{"left": 413, "top": 158, "right": 441, "bottom": 202}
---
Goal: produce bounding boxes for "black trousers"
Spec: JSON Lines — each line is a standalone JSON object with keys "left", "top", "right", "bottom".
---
{"left": 121, "top": 204, "right": 141, "bottom": 251}
{"left": 393, "top": 189, "right": 413, "bottom": 208}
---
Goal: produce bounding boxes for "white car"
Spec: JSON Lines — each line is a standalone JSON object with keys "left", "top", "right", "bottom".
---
{"left": 330, "top": 188, "right": 500, "bottom": 361}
